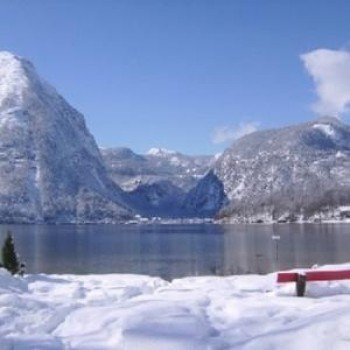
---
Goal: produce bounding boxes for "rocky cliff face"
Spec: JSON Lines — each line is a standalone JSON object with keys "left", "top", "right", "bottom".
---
{"left": 0, "top": 52, "right": 131, "bottom": 223}
{"left": 183, "top": 170, "right": 227, "bottom": 217}
{"left": 187, "top": 117, "right": 350, "bottom": 222}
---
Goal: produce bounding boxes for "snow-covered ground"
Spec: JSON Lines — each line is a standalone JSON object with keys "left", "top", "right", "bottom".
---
{"left": 1, "top": 264, "right": 350, "bottom": 349}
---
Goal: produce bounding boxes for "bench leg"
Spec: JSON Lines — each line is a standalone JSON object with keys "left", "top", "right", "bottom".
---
{"left": 296, "top": 274, "right": 306, "bottom": 297}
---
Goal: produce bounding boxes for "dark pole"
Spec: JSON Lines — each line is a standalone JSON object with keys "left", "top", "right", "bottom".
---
{"left": 296, "top": 274, "right": 306, "bottom": 297}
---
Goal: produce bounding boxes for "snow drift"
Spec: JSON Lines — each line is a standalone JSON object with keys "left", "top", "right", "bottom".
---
{"left": 1, "top": 263, "right": 350, "bottom": 349}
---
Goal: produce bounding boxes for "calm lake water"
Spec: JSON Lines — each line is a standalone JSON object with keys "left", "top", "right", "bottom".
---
{"left": 0, "top": 224, "right": 350, "bottom": 279}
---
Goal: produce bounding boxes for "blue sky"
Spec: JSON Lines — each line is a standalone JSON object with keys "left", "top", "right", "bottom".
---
{"left": 1, "top": 0, "right": 350, "bottom": 154}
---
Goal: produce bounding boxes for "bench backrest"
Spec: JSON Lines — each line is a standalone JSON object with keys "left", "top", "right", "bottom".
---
{"left": 277, "top": 270, "right": 350, "bottom": 283}
{"left": 277, "top": 272, "right": 298, "bottom": 283}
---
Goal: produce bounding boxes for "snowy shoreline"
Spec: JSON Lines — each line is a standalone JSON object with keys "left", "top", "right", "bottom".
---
{"left": 128, "top": 218, "right": 350, "bottom": 225}
{"left": 1, "top": 263, "right": 350, "bottom": 349}
{"left": 2, "top": 217, "right": 350, "bottom": 225}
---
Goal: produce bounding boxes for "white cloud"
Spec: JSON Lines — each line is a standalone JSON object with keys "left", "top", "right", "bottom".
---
{"left": 301, "top": 48, "right": 350, "bottom": 117}
{"left": 212, "top": 122, "right": 259, "bottom": 144}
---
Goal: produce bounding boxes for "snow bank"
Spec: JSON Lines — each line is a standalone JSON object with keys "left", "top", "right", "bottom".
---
{"left": 1, "top": 264, "right": 350, "bottom": 349}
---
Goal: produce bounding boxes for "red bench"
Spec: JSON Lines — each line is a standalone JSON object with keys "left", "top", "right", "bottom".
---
{"left": 277, "top": 270, "right": 350, "bottom": 296}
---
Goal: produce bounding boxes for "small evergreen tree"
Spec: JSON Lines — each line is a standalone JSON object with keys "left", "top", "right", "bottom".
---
{"left": 1, "top": 231, "right": 24, "bottom": 275}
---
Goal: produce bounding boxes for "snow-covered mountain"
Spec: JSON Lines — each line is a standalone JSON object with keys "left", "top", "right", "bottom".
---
{"left": 4, "top": 52, "right": 350, "bottom": 223}
{"left": 101, "top": 147, "right": 214, "bottom": 217}
{"left": 187, "top": 117, "right": 350, "bottom": 222}
{"left": 0, "top": 51, "right": 132, "bottom": 223}
{"left": 146, "top": 147, "right": 177, "bottom": 157}
{"left": 101, "top": 147, "right": 213, "bottom": 191}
